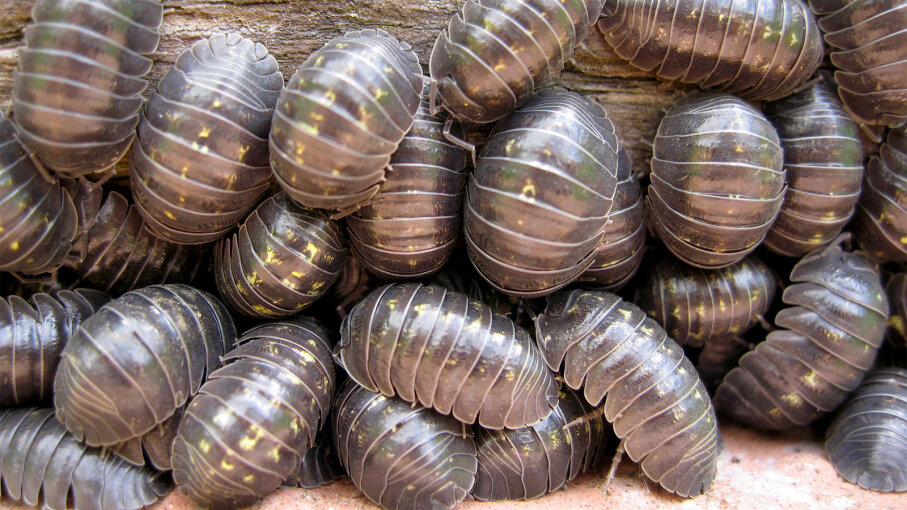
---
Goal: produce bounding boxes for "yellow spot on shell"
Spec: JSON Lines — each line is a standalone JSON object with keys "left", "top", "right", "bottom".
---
{"left": 10, "top": 241, "right": 18, "bottom": 251}
{"left": 199, "top": 126, "right": 212, "bottom": 138}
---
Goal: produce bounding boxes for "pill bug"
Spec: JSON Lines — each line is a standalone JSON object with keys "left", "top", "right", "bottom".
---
{"left": 886, "top": 273, "right": 907, "bottom": 349}
{"left": 647, "top": 92, "right": 786, "bottom": 268}
{"left": 269, "top": 29, "right": 423, "bottom": 212}
{"left": 695, "top": 336, "right": 753, "bottom": 392}
{"left": 852, "top": 127, "right": 907, "bottom": 263}
{"left": 332, "top": 379, "right": 478, "bottom": 510}
{"left": 763, "top": 80, "right": 864, "bottom": 257}
{"left": 713, "top": 236, "right": 889, "bottom": 430}
{"left": 635, "top": 255, "right": 778, "bottom": 347}
{"left": 0, "top": 115, "right": 78, "bottom": 275}
{"left": 130, "top": 32, "right": 283, "bottom": 244}
{"left": 53, "top": 284, "right": 235, "bottom": 447}
{"left": 598, "top": 0, "right": 823, "bottom": 102}
{"left": 215, "top": 191, "right": 347, "bottom": 318}
{"left": 283, "top": 428, "right": 344, "bottom": 489}
{"left": 12, "top": 0, "right": 163, "bottom": 177}
{"left": 346, "top": 87, "right": 468, "bottom": 280}
{"left": 0, "top": 408, "right": 171, "bottom": 510}
{"left": 330, "top": 256, "right": 378, "bottom": 317}
{"left": 335, "top": 282, "right": 558, "bottom": 430}
{"left": 172, "top": 316, "right": 335, "bottom": 508}
{"left": 472, "top": 387, "right": 608, "bottom": 501}
{"left": 465, "top": 87, "right": 620, "bottom": 297}
{"left": 535, "top": 289, "right": 719, "bottom": 498}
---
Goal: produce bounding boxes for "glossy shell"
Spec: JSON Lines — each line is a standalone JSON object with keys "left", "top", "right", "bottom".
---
{"left": 852, "top": 127, "right": 907, "bottom": 263}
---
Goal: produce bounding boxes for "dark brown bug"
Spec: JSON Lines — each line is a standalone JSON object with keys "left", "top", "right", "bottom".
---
{"left": 465, "top": 87, "right": 620, "bottom": 297}
{"left": 825, "top": 367, "right": 907, "bottom": 492}
{"left": 332, "top": 380, "right": 477, "bottom": 510}
{"left": 284, "top": 429, "right": 344, "bottom": 489}
{"left": 635, "top": 255, "right": 778, "bottom": 347}
{"left": 130, "top": 33, "right": 283, "bottom": 244}
{"left": 598, "top": 0, "right": 823, "bottom": 102}
{"left": 53, "top": 284, "right": 235, "bottom": 447}
{"left": 429, "top": 0, "right": 604, "bottom": 123}
{"left": 335, "top": 283, "right": 558, "bottom": 430}
{"left": 763, "top": 80, "right": 864, "bottom": 257}
{"left": 215, "top": 191, "right": 347, "bottom": 318}
{"left": 535, "top": 289, "right": 719, "bottom": 498}
{"left": 330, "top": 255, "right": 378, "bottom": 317}
{"left": 714, "top": 236, "right": 889, "bottom": 430}
{"left": 12, "top": 0, "right": 163, "bottom": 177}
{"left": 472, "top": 388, "right": 608, "bottom": 501}
{"left": 647, "top": 92, "right": 786, "bottom": 268}
{"left": 695, "top": 336, "right": 753, "bottom": 392}
{"left": 0, "top": 408, "right": 171, "bottom": 510}
{"left": 0, "top": 116, "right": 78, "bottom": 275}
{"left": 0, "top": 288, "right": 108, "bottom": 407}
{"left": 852, "top": 127, "right": 907, "bottom": 263}
{"left": 172, "top": 317, "right": 335, "bottom": 508}
{"left": 886, "top": 273, "right": 907, "bottom": 349}
{"left": 346, "top": 88, "right": 468, "bottom": 280}
{"left": 270, "top": 29, "right": 423, "bottom": 212}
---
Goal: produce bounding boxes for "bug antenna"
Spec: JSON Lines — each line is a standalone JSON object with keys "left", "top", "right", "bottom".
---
{"left": 88, "top": 169, "right": 116, "bottom": 192}
{"left": 443, "top": 117, "right": 477, "bottom": 167}
{"left": 428, "top": 78, "right": 441, "bottom": 116}
{"left": 604, "top": 438, "right": 626, "bottom": 495}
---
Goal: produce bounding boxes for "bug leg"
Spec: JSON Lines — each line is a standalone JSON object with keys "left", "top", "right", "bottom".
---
{"left": 331, "top": 204, "right": 362, "bottom": 220}
{"left": 604, "top": 438, "right": 626, "bottom": 494}
{"left": 755, "top": 313, "right": 774, "bottom": 332}
{"left": 792, "top": 75, "right": 821, "bottom": 95}
{"left": 428, "top": 78, "right": 441, "bottom": 116}
{"left": 443, "top": 117, "right": 477, "bottom": 167}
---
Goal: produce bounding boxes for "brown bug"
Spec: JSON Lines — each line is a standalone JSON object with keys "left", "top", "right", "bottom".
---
{"left": 130, "top": 33, "right": 283, "bottom": 244}
{"left": 465, "top": 87, "right": 620, "bottom": 297}
{"left": 332, "top": 380, "right": 477, "bottom": 510}
{"left": 335, "top": 283, "right": 559, "bottom": 430}
{"left": 714, "top": 235, "right": 889, "bottom": 430}
{"left": 284, "top": 429, "right": 344, "bottom": 489}
{"left": 12, "top": 0, "right": 163, "bottom": 177}
{"left": 0, "top": 408, "right": 171, "bottom": 510}
{"left": 598, "top": 0, "right": 823, "bottom": 102}
{"left": 172, "top": 316, "right": 335, "bottom": 508}
{"left": 763, "top": 80, "right": 864, "bottom": 257}
{"left": 852, "top": 127, "right": 907, "bottom": 263}
{"left": 647, "top": 92, "right": 786, "bottom": 268}
{"left": 535, "top": 289, "right": 719, "bottom": 498}
{"left": 270, "top": 29, "right": 423, "bottom": 212}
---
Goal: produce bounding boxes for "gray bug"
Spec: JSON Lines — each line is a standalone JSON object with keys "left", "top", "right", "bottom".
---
{"left": 335, "top": 283, "right": 559, "bottom": 430}
{"left": 763, "top": 80, "right": 864, "bottom": 257}
{"left": 535, "top": 289, "right": 719, "bottom": 498}
{"left": 130, "top": 33, "right": 283, "bottom": 244}
{"left": 429, "top": 0, "right": 604, "bottom": 123}
{"left": 171, "top": 317, "right": 335, "bottom": 508}
{"left": 647, "top": 92, "right": 786, "bottom": 268}
{"left": 852, "top": 127, "right": 907, "bottom": 263}
{"left": 12, "top": 0, "right": 163, "bottom": 177}
{"left": 0, "top": 408, "right": 171, "bottom": 510}
{"left": 332, "top": 380, "right": 478, "bottom": 510}
{"left": 465, "top": 87, "right": 620, "bottom": 297}
{"left": 598, "top": 0, "right": 823, "bottom": 102}
{"left": 714, "top": 235, "right": 889, "bottom": 430}
{"left": 270, "top": 29, "right": 423, "bottom": 212}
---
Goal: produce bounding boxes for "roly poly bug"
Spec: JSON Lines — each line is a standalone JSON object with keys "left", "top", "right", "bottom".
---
{"left": 12, "top": 0, "right": 163, "bottom": 177}
{"left": 598, "top": 0, "right": 823, "bottom": 102}
{"left": 53, "top": 284, "right": 235, "bottom": 447}
{"left": 886, "top": 273, "right": 907, "bottom": 349}
{"left": 695, "top": 335, "right": 753, "bottom": 392}
{"left": 465, "top": 87, "right": 620, "bottom": 297}
{"left": 269, "top": 29, "right": 423, "bottom": 212}
{"left": 171, "top": 316, "right": 335, "bottom": 508}
{"left": 852, "top": 127, "right": 907, "bottom": 263}
{"left": 332, "top": 379, "right": 477, "bottom": 510}
{"left": 335, "top": 282, "right": 559, "bottom": 430}
{"left": 647, "top": 92, "right": 786, "bottom": 268}
{"left": 0, "top": 288, "right": 109, "bottom": 407}
{"left": 130, "top": 32, "right": 283, "bottom": 244}
{"left": 429, "top": 0, "right": 604, "bottom": 123}
{"left": 763, "top": 79, "right": 864, "bottom": 257}
{"left": 535, "top": 289, "right": 720, "bottom": 498}
{"left": 283, "top": 428, "right": 344, "bottom": 489}
{"left": 0, "top": 407, "right": 171, "bottom": 510}
{"left": 713, "top": 235, "right": 889, "bottom": 430}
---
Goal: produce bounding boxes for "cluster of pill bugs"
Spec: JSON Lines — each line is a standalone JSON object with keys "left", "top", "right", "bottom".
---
{"left": 1, "top": 0, "right": 907, "bottom": 509}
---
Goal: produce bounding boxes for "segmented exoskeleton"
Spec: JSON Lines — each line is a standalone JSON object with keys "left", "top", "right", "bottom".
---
{"left": 335, "top": 283, "right": 558, "bottom": 430}
{"left": 852, "top": 127, "right": 907, "bottom": 263}
{"left": 429, "top": 0, "right": 604, "bottom": 123}
{"left": 172, "top": 317, "right": 335, "bottom": 508}
{"left": 12, "top": 0, "right": 163, "bottom": 176}
{"left": 332, "top": 380, "right": 478, "bottom": 510}
{"left": 53, "top": 284, "right": 235, "bottom": 447}
{"left": 535, "top": 289, "right": 719, "bottom": 498}
{"left": 764, "top": 80, "right": 864, "bottom": 257}
{"left": 465, "top": 87, "right": 620, "bottom": 297}
{"left": 0, "top": 408, "right": 171, "bottom": 510}
{"left": 270, "top": 29, "right": 423, "bottom": 212}
{"left": 598, "top": 0, "right": 823, "bottom": 102}
{"left": 131, "top": 33, "right": 283, "bottom": 244}
{"left": 284, "top": 428, "right": 344, "bottom": 489}
{"left": 714, "top": 236, "right": 889, "bottom": 429}
{"left": 647, "top": 92, "right": 786, "bottom": 268}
